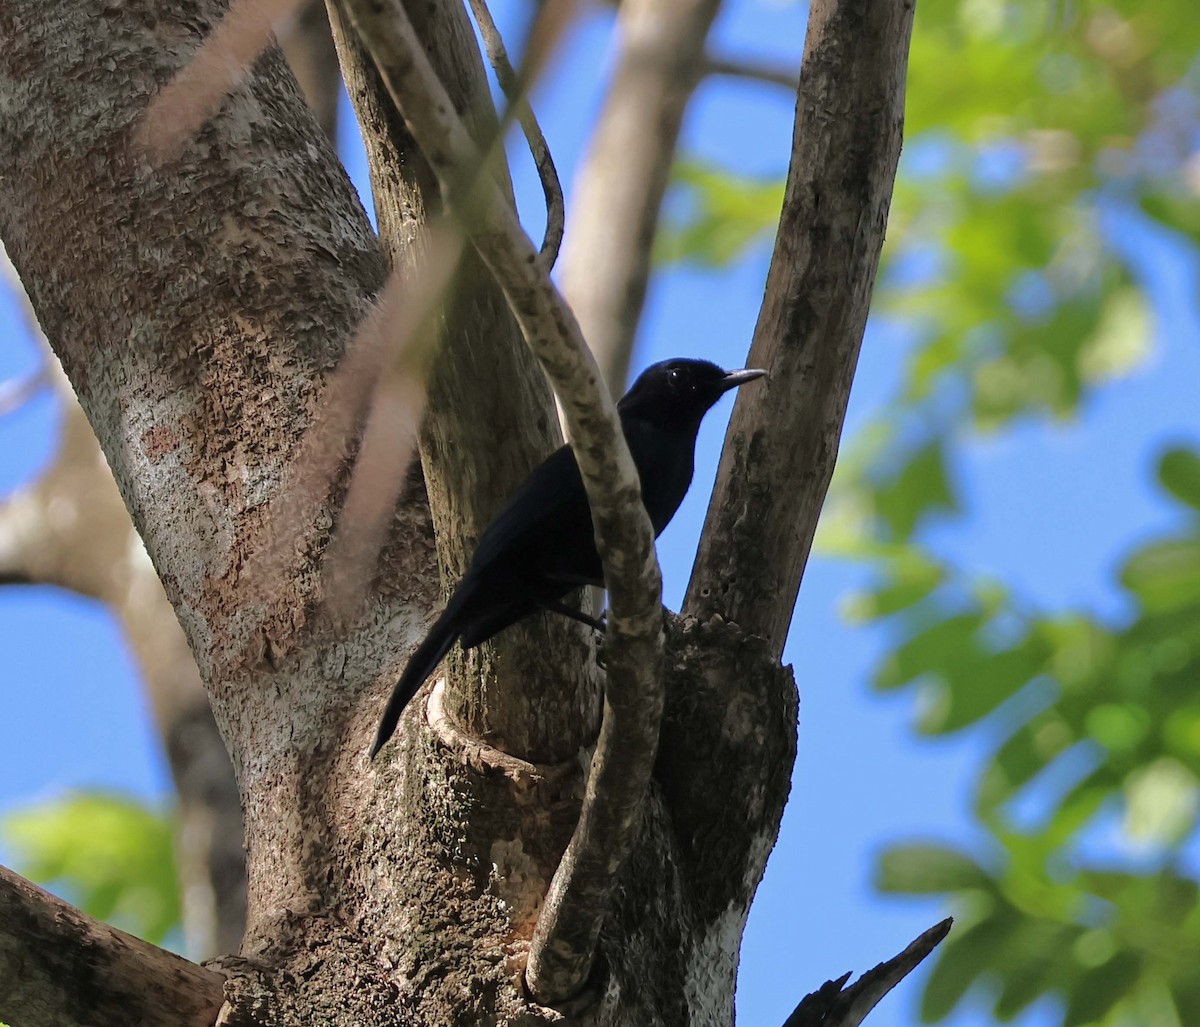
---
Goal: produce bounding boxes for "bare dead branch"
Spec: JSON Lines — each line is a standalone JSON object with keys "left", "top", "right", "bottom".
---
{"left": 783, "top": 918, "right": 953, "bottom": 1027}
{"left": 685, "top": 0, "right": 917, "bottom": 655}
{"left": 704, "top": 53, "right": 799, "bottom": 91}
{"left": 0, "top": 864, "right": 226, "bottom": 1027}
{"left": 336, "top": 0, "right": 664, "bottom": 1002}
{"left": 134, "top": 0, "right": 307, "bottom": 164}
{"left": 464, "top": 0, "right": 565, "bottom": 270}
{"left": 560, "top": 0, "right": 722, "bottom": 391}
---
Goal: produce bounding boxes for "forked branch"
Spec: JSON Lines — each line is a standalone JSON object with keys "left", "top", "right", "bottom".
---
{"left": 335, "top": 0, "right": 665, "bottom": 1003}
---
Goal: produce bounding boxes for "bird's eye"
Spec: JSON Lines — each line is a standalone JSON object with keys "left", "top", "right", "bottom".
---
{"left": 667, "top": 367, "right": 682, "bottom": 385}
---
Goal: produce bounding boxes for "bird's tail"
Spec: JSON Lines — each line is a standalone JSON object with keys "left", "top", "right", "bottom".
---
{"left": 370, "top": 599, "right": 464, "bottom": 759}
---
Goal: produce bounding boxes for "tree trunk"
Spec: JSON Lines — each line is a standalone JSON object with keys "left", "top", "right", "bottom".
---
{"left": 0, "top": 0, "right": 916, "bottom": 1023}
{"left": 0, "top": 2, "right": 339, "bottom": 959}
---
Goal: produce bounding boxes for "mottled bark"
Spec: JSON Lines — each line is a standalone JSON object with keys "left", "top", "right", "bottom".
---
{"left": 0, "top": 1, "right": 342, "bottom": 957}
{"left": 0, "top": 336, "right": 247, "bottom": 958}
{"left": 0, "top": 0, "right": 923, "bottom": 1025}
{"left": 685, "top": 0, "right": 917, "bottom": 653}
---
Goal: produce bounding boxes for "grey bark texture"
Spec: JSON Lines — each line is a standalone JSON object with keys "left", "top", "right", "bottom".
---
{"left": 0, "top": 2, "right": 339, "bottom": 960}
{"left": 0, "top": 362, "right": 247, "bottom": 959}
{"left": 0, "top": 0, "right": 923, "bottom": 1025}
{"left": 686, "top": 0, "right": 918, "bottom": 655}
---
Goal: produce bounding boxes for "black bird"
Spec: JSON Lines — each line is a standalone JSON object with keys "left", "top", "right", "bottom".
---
{"left": 371, "top": 358, "right": 766, "bottom": 756}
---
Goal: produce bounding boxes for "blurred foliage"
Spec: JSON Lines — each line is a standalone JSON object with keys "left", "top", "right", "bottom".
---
{"left": 867, "top": 452, "right": 1200, "bottom": 1024}
{"left": 664, "top": 0, "right": 1194, "bottom": 426}
{"left": 3, "top": 792, "right": 181, "bottom": 946}
{"left": 665, "top": 0, "right": 1200, "bottom": 1023}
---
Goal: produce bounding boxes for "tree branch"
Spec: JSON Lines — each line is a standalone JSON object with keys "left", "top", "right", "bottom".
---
{"left": 336, "top": 0, "right": 665, "bottom": 1003}
{"left": 783, "top": 918, "right": 952, "bottom": 1027}
{"left": 703, "top": 52, "right": 799, "bottom": 91}
{"left": 464, "top": 0, "right": 564, "bottom": 270}
{"left": 0, "top": 864, "right": 226, "bottom": 1027}
{"left": 654, "top": 0, "right": 916, "bottom": 946}
{"left": 280, "top": 0, "right": 342, "bottom": 140}
{"left": 327, "top": 0, "right": 585, "bottom": 761}
{"left": 560, "top": 0, "right": 722, "bottom": 390}
{"left": 0, "top": 367, "right": 51, "bottom": 417}
{"left": 685, "top": 0, "right": 917, "bottom": 655}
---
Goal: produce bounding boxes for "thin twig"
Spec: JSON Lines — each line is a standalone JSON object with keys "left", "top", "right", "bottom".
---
{"left": 0, "top": 367, "right": 50, "bottom": 417}
{"left": 783, "top": 918, "right": 953, "bottom": 1027}
{"left": 337, "top": 0, "right": 664, "bottom": 1003}
{"left": 465, "top": 0, "right": 565, "bottom": 270}
{"left": 704, "top": 53, "right": 799, "bottom": 91}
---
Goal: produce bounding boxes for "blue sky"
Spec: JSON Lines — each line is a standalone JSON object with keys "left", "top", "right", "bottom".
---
{"left": 2, "top": 1, "right": 1198, "bottom": 1025}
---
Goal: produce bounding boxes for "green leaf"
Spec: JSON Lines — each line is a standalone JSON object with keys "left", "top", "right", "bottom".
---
{"left": 1078, "top": 288, "right": 1152, "bottom": 384}
{"left": 875, "top": 611, "right": 986, "bottom": 692}
{"left": 993, "top": 920, "right": 1080, "bottom": 1020}
{"left": 932, "top": 641, "right": 1050, "bottom": 734}
{"left": 657, "top": 161, "right": 783, "bottom": 268}
{"left": 1120, "top": 540, "right": 1200, "bottom": 614}
{"left": 980, "top": 710, "right": 1074, "bottom": 810}
{"left": 872, "top": 440, "right": 960, "bottom": 541}
{"left": 1063, "top": 951, "right": 1142, "bottom": 1027}
{"left": 921, "top": 912, "right": 1016, "bottom": 1023}
{"left": 843, "top": 554, "right": 945, "bottom": 622}
{"left": 1158, "top": 448, "right": 1200, "bottom": 511}
{"left": 3, "top": 792, "right": 180, "bottom": 945}
{"left": 876, "top": 843, "right": 994, "bottom": 894}
{"left": 1122, "top": 758, "right": 1199, "bottom": 848}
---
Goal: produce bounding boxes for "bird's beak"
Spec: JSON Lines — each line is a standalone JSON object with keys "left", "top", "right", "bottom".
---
{"left": 719, "top": 368, "right": 768, "bottom": 393}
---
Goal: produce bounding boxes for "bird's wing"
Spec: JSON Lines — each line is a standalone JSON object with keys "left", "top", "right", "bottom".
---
{"left": 467, "top": 444, "right": 598, "bottom": 582}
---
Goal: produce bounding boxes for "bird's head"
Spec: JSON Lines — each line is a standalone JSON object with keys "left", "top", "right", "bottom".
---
{"left": 618, "top": 358, "right": 767, "bottom": 428}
